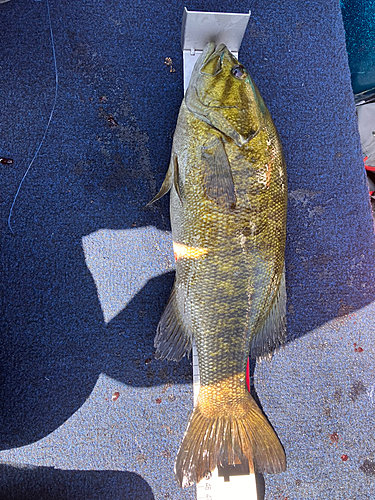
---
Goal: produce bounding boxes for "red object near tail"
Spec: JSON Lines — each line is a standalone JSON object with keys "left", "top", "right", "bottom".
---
{"left": 246, "top": 358, "right": 250, "bottom": 392}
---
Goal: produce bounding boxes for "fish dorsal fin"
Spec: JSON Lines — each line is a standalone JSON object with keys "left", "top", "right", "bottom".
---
{"left": 250, "top": 267, "right": 287, "bottom": 359}
{"left": 201, "top": 136, "right": 237, "bottom": 210}
{"left": 154, "top": 285, "right": 192, "bottom": 361}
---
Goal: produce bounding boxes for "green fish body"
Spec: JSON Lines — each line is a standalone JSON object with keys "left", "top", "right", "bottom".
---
{"left": 151, "top": 43, "right": 287, "bottom": 487}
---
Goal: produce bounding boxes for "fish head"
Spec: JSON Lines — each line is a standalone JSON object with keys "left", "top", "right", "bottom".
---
{"left": 185, "top": 43, "right": 263, "bottom": 147}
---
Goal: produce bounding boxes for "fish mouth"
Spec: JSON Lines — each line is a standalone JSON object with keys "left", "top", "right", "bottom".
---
{"left": 197, "top": 42, "right": 215, "bottom": 71}
{"left": 202, "top": 42, "right": 227, "bottom": 60}
{"left": 196, "top": 43, "right": 236, "bottom": 109}
{"left": 199, "top": 42, "right": 228, "bottom": 75}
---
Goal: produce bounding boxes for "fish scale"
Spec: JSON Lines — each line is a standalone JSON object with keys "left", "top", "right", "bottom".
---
{"left": 151, "top": 42, "right": 287, "bottom": 487}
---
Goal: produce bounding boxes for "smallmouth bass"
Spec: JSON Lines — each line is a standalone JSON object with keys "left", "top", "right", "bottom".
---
{"left": 151, "top": 42, "right": 287, "bottom": 487}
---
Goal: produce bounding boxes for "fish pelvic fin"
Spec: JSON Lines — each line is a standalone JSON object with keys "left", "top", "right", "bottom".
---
{"left": 147, "top": 157, "right": 173, "bottom": 206}
{"left": 154, "top": 285, "right": 192, "bottom": 362}
{"left": 147, "top": 154, "right": 182, "bottom": 206}
{"left": 250, "top": 266, "right": 287, "bottom": 359}
{"left": 175, "top": 391, "right": 286, "bottom": 487}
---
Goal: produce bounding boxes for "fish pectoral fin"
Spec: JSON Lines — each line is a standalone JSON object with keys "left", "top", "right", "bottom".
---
{"left": 201, "top": 137, "right": 237, "bottom": 210}
{"left": 154, "top": 285, "right": 192, "bottom": 362}
{"left": 147, "top": 158, "right": 173, "bottom": 206}
{"left": 250, "top": 266, "right": 287, "bottom": 359}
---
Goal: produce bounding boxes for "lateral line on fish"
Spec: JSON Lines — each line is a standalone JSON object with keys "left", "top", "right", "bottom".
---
{"left": 8, "top": 0, "right": 58, "bottom": 234}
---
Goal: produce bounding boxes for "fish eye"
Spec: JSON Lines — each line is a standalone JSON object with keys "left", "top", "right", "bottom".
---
{"left": 231, "top": 65, "right": 247, "bottom": 80}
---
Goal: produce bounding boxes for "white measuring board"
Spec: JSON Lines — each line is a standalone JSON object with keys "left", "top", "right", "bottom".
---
{"left": 181, "top": 9, "right": 257, "bottom": 500}
{"left": 181, "top": 8, "right": 251, "bottom": 91}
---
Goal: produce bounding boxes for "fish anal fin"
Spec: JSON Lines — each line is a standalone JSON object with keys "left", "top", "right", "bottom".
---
{"left": 250, "top": 267, "right": 287, "bottom": 359}
{"left": 201, "top": 136, "right": 237, "bottom": 210}
{"left": 154, "top": 285, "right": 192, "bottom": 362}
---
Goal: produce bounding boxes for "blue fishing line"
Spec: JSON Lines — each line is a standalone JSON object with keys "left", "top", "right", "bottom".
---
{"left": 8, "top": 0, "right": 58, "bottom": 233}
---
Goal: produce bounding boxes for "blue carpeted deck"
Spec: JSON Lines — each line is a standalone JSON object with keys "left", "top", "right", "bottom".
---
{"left": 1, "top": 1, "right": 375, "bottom": 499}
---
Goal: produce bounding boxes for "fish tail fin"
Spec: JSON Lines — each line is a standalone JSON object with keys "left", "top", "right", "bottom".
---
{"left": 175, "top": 392, "right": 286, "bottom": 487}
